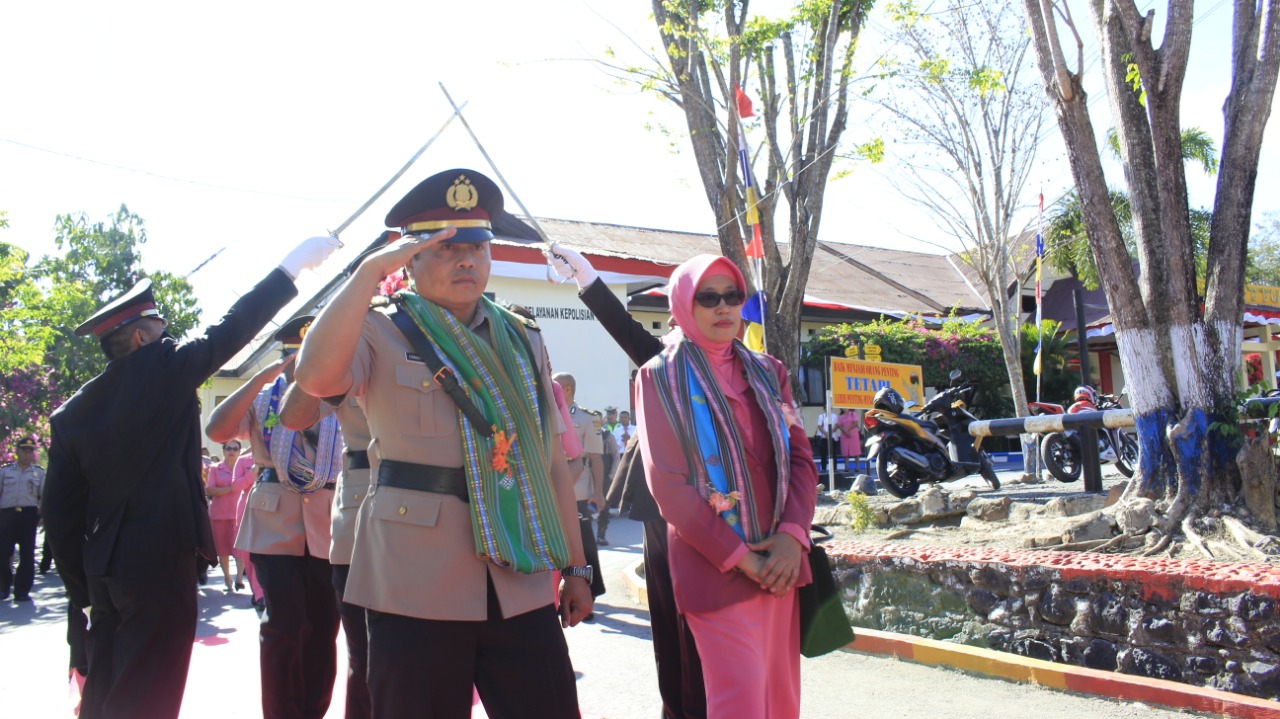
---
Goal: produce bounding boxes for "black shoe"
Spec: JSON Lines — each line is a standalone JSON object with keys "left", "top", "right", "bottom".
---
{"left": 253, "top": 598, "right": 267, "bottom": 618}
{"left": 583, "top": 613, "right": 595, "bottom": 622}
{"left": 596, "top": 535, "right": 609, "bottom": 547}
{"left": 12, "top": 595, "right": 31, "bottom": 602}
{"left": 234, "top": 580, "right": 245, "bottom": 591}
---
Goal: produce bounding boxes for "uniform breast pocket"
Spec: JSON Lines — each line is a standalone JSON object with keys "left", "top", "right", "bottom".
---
{"left": 249, "top": 485, "right": 282, "bottom": 513}
{"left": 394, "top": 363, "right": 458, "bottom": 437}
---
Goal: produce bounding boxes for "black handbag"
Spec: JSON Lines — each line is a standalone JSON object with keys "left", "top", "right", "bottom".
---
{"left": 798, "top": 525, "right": 854, "bottom": 658}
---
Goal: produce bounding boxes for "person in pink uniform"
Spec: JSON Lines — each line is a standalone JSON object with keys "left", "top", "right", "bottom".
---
{"left": 836, "top": 409, "right": 862, "bottom": 466}
{"left": 636, "top": 254, "right": 818, "bottom": 719}
{"left": 205, "top": 441, "right": 256, "bottom": 593}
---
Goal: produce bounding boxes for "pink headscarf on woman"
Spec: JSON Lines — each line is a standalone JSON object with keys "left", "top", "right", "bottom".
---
{"left": 665, "top": 254, "right": 747, "bottom": 359}
{"left": 665, "top": 254, "right": 750, "bottom": 395}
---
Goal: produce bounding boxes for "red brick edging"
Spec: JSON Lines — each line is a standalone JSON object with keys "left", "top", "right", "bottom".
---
{"left": 825, "top": 540, "right": 1280, "bottom": 602}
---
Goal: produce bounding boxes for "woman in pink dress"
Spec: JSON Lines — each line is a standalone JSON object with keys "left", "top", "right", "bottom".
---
{"left": 205, "top": 441, "right": 255, "bottom": 593}
{"left": 636, "top": 254, "right": 818, "bottom": 719}
{"left": 836, "top": 409, "right": 862, "bottom": 466}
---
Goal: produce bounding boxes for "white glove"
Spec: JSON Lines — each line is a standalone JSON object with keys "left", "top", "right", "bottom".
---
{"left": 546, "top": 244, "right": 598, "bottom": 290}
{"left": 279, "top": 236, "right": 342, "bottom": 280}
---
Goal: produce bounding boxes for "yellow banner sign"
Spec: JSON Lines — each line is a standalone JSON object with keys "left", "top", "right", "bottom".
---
{"left": 1197, "top": 278, "right": 1280, "bottom": 308}
{"left": 829, "top": 357, "right": 925, "bottom": 410}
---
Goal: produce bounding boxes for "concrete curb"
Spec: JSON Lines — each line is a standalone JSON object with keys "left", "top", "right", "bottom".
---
{"left": 848, "top": 627, "right": 1280, "bottom": 719}
{"left": 621, "top": 559, "right": 647, "bottom": 606}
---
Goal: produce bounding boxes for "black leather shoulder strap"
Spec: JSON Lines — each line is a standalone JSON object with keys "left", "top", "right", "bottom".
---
{"left": 387, "top": 304, "right": 495, "bottom": 438}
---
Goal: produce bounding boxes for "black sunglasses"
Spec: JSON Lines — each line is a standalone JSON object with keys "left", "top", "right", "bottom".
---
{"left": 693, "top": 289, "right": 746, "bottom": 308}
{"left": 223, "top": 446, "right": 241, "bottom": 453}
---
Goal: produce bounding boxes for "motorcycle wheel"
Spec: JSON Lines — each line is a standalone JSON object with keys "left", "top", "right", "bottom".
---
{"left": 1041, "top": 433, "right": 1083, "bottom": 483}
{"left": 979, "top": 453, "right": 1000, "bottom": 490}
{"left": 1115, "top": 431, "right": 1139, "bottom": 478}
{"left": 876, "top": 450, "right": 920, "bottom": 499}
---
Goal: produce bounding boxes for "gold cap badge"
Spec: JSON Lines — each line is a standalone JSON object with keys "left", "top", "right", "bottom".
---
{"left": 446, "top": 176, "right": 479, "bottom": 212}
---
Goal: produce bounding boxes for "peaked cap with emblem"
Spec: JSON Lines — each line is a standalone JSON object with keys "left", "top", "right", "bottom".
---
{"left": 74, "top": 278, "right": 166, "bottom": 338}
{"left": 385, "top": 169, "right": 505, "bottom": 244}
{"left": 385, "top": 168, "right": 544, "bottom": 245}
{"left": 15, "top": 436, "right": 37, "bottom": 450}
{"left": 275, "top": 315, "right": 315, "bottom": 350}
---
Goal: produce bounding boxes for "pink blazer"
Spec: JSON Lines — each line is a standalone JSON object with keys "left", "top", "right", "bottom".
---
{"left": 637, "top": 353, "right": 817, "bottom": 614}
{"left": 206, "top": 456, "right": 256, "bottom": 521}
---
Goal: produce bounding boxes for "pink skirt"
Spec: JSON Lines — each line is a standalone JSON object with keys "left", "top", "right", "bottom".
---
{"left": 211, "top": 519, "right": 237, "bottom": 557}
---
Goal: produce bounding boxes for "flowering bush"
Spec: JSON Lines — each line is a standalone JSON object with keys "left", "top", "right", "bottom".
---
{"left": 0, "top": 366, "right": 62, "bottom": 464}
{"left": 802, "top": 316, "right": 1010, "bottom": 417}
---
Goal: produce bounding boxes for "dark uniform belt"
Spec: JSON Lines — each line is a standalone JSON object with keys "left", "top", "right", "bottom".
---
{"left": 0, "top": 506, "right": 36, "bottom": 512}
{"left": 345, "top": 450, "right": 370, "bottom": 471}
{"left": 377, "top": 460, "right": 469, "bottom": 503}
{"left": 257, "top": 466, "right": 337, "bottom": 491}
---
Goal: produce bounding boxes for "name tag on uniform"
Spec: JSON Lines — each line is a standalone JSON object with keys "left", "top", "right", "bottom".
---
{"left": 405, "top": 352, "right": 425, "bottom": 364}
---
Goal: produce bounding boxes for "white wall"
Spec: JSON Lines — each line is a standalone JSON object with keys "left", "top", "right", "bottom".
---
{"left": 487, "top": 276, "right": 638, "bottom": 416}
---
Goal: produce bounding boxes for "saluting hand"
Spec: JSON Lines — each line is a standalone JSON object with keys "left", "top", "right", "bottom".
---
{"left": 356, "top": 227, "right": 457, "bottom": 281}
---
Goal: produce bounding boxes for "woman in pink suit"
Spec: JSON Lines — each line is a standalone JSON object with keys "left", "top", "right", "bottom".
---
{"left": 205, "top": 441, "right": 255, "bottom": 593}
{"left": 836, "top": 409, "right": 862, "bottom": 466}
{"left": 636, "top": 254, "right": 818, "bottom": 719}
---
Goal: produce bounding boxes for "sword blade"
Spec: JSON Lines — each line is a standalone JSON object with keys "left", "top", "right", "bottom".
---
{"left": 438, "top": 83, "right": 550, "bottom": 246}
{"left": 329, "top": 102, "right": 469, "bottom": 240}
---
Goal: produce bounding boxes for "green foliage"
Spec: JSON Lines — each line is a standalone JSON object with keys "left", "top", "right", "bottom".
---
{"left": 1247, "top": 211, "right": 1280, "bottom": 287}
{"left": 1121, "top": 53, "right": 1147, "bottom": 107}
{"left": 1208, "top": 382, "right": 1277, "bottom": 447}
{"left": 802, "top": 314, "right": 1011, "bottom": 417}
{"left": 845, "top": 490, "right": 875, "bottom": 531}
{"left": 1046, "top": 127, "right": 1218, "bottom": 290}
{"left": 1019, "top": 320, "right": 1076, "bottom": 404}
{"left": 0, "top": 205, "right": 201, "bottom": 399}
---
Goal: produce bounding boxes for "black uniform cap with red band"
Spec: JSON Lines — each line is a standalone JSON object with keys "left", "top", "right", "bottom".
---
{"left": 73, "top": 278, "right": 166, "bottom": 338}
{"left": 385, "top": 169, "right": 504, "bottom": 244}
{"left": 275, "top": 315, "right": 315, "bottom": 354}
{"left": 385, "top": 168, "right": 544, "bottom": 245}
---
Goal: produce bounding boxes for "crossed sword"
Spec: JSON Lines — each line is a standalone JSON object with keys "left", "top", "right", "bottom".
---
{"left": 328, "top": 83, "right": 571, "bottom": 284}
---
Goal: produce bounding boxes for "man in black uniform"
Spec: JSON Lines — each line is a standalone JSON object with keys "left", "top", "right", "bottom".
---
{"left": 41, "top": 235, "right": 339, "bottom": 719}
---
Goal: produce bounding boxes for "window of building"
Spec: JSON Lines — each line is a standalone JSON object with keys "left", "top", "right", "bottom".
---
{"left": 798, "top": 365, "right": 826, "bottom": 407}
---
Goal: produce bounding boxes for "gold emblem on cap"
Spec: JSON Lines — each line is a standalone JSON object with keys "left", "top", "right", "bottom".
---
{"left": 299, "top": 321, "right": 313, "bottom": 340}
{"left": 446, "top": 176, "right": 479, "bottom": 212}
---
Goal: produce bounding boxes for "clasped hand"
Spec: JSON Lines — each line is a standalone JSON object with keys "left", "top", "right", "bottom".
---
{"left": 737, "top": 533, "right": 804, "bottom": 596}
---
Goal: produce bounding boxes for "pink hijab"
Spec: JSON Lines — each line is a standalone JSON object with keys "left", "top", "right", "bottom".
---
{"left": 666, "top": 254, "right": 750, "bottom": 394}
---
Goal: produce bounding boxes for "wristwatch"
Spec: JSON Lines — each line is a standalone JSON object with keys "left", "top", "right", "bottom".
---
{"left": 561, "top": 565, "right": 594, "bottom": 585}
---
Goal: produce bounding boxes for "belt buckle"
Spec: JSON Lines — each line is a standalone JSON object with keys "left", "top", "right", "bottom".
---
{"left": 14, "top": 507, "right": 21, "bottom": 513}
{"left": 433, "top": 366, "right": 462, "bottom": 393}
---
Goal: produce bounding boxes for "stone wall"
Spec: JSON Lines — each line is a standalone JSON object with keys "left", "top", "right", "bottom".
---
{"left": 826, "top": 541, "right": 1280, "bottom": 700}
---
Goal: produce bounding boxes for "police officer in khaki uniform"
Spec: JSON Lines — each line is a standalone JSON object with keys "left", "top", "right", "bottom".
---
{"left": 0, "top": 436, "right": 44, "bottom": 601}
{"left": 207, "top": 316, "right": 342, "bottom": 719}
{"left": 279, "top": 388, "right": 373, "bottom": 719}
{"left": 553, "top": 372, "right": 607, "bottom": 598}
{"left": 295, "top": 168, "right": 591, "bottom": 719}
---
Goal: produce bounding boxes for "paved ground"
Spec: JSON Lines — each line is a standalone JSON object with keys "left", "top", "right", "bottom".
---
{"left": 0, "top": 511, "right": 1200, "bottom": 718}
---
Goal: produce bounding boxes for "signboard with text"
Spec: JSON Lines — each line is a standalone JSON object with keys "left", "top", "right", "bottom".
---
{"left": 829, "top": 356, "right": 925, "bottom": 410}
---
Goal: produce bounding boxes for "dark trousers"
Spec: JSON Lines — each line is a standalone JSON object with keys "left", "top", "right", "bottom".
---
{"left": 251, "top": 551, "right": 341, "bottom": 719}
{"left": 365, "top": 577, "right": 578, "bottom": 719}
{"left": 332, "top": 563, "right": 371, "bottom": 719}
{"left": 80, "top": 553, "right": 197, "bottom": 719}
{"left": 644, "top": 519, "right": 706, "bottom": 719}
{"left": 0, "top": 506, "right": 39, "bottom": 598}
{"left": 576, "top": 500, "right": 607, "bottom": 597}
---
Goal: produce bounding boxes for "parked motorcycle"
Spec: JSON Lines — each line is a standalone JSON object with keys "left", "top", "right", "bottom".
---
{"left": 863, "top": 370, "right": 1001, "bottom": 499}
{"left": 1039, "top": 386, "right": 1139, "bottom": 482}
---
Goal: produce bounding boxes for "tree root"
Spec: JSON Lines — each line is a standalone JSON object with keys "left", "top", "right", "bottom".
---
{"left": 1032, "top": 537, "right": 1112, "bottom": 552}
{"left": 1141, "top": 531, "right": 1173, "bottom": 557}
{"left": 1181, "top": 516, "right": 1214, "bottom": 559}
{"left": 1222, "top": 516, "right": 1275, "bottom": 560}
{"left": 1094, "top": 532, "right": 1142, "bottom": 553}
